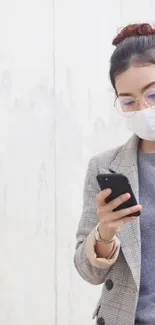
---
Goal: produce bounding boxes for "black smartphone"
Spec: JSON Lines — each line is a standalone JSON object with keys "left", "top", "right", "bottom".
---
{"left": 96, "top": 173, "right": 140, "bottom": 217}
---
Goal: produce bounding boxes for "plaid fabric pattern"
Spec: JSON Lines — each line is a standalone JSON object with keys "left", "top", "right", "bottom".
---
{"left": 74, "top": 135, "right": 141, "bottom": 325}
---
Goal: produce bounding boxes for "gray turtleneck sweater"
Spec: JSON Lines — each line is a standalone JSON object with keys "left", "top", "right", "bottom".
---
{"left": 135, "top": 151, "right": 155, "bottom": 324}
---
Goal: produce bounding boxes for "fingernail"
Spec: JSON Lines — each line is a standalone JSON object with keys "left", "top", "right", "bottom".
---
{"left": 105, "top": 188, "right": 111, "bottom": 192}
{"left": 124, "top": 193, "right": 130, "bottom": 198}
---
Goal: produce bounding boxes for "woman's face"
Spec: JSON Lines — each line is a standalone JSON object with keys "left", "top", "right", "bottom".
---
{"left": 115, "top": 64, "right": 155, "bottom": 112}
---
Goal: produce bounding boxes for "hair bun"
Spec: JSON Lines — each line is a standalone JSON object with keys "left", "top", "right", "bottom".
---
{"left": 112, "top": 23, "right": 155, "bottom": 46}
{"left": 137, "top": 23, "right": 153, "bottom": 35}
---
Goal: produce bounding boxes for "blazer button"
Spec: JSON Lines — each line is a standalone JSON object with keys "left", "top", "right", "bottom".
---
{"left": 105, "top": 279, "right": 113, "bottom": 291}
{"left": 97, "top": 317, "right": 105, "bottom": 325}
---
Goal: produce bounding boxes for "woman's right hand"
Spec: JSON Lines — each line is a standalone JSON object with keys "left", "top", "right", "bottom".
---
{"left": 96, "top": 188, "right": 142, "bottom": 241}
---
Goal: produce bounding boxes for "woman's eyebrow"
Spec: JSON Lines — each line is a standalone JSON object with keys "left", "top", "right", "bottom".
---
{"left": 118, "top": 81, "right": 155, "bottom": 97}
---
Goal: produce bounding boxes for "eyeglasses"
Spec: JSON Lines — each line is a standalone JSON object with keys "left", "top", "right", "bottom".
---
{"left": 114, "top": 87, "right": 155, "bottom": 116}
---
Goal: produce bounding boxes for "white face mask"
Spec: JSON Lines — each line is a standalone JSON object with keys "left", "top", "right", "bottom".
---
{"left": 122, "top": 107, "right": 155, "bottom": 141}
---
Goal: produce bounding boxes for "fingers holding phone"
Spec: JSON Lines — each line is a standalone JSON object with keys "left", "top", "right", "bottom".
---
{"left": 96, "top": 174, "right": 142, "bottom": 241}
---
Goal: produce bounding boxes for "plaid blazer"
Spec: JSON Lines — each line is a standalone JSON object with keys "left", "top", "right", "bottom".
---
{"left": 74, "top": 134, "right": 141, "bottom": 325}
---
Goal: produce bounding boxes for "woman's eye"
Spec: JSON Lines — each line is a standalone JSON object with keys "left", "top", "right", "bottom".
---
{"left": 148, "top": 93, "right": 155, "bottom": 99}
{"left": 124, "top": 100, "right": 135, "bottom": 106}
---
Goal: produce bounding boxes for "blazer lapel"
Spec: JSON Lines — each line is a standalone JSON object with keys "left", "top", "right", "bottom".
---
{"left": 109, "top": 134, "right": 141, "bottom": 291}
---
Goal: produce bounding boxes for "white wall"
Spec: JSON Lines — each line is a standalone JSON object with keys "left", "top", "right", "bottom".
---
{"left": 0, "top": 0, "right": 155, "bottom": 324}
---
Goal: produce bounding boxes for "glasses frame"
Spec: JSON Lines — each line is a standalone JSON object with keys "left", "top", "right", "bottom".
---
{"left": 114, "top": 87, "right": 155, "bottom": 116}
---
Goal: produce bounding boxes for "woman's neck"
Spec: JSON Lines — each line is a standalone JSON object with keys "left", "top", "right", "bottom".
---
{"left": 139, "top": 139, "right": 155, "bottom": 153}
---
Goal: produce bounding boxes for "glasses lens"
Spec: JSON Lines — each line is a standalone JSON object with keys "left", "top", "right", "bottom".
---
{"left": 144, "top": 88, "right": 155, "bottom": 107}
{"left": 115, "top": 96, "right": 137, "bottom": 116}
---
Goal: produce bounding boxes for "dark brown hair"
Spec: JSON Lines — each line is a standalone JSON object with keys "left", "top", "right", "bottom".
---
{"left": 110, "top": 23, "right": 155, "bottom": 94}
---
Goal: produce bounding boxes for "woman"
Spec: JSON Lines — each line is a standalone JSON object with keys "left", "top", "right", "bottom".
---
{"left": 74, "top": 22, "right": 155, "bottom": 325}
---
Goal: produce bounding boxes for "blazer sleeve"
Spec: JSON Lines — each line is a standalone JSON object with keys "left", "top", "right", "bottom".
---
{"left": 74, "top": 155, "right": 121, "bottom": 285}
